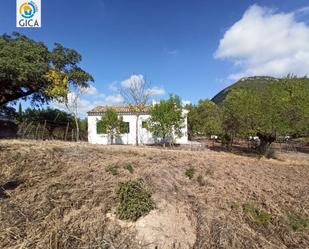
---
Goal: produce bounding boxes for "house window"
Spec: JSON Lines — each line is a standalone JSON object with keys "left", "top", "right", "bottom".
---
{"left": 142, "top": 121, "right": 147, "bottom": 128}
{"left": 120, "top": 122, "right": 130, "bottom": 134}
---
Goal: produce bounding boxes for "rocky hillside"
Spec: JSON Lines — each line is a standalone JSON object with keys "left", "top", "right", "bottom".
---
{"left": 211, "top": 76, "right": 277, "bottom": 104}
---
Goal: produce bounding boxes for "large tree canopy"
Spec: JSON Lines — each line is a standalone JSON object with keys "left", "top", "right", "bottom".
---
{"left": 187, "top": 99, "right": 222, "bottom": 138}
{"left": 0, "top": 32, "right": 93, "bottom": 106}
{"left": 221, "top": 76, "right": 309, "bottom": 152}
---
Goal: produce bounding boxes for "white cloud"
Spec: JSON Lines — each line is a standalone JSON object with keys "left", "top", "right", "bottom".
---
{"left": 215, "top": 4, "right": 309, "bottom": 80}
{"left": 146, "top": 86, "right": 165, "bottom": 96}
{"left": 83, "top": 84, "right": 98, "bottom": 96}
{"left": 105, "top": 94, "right": 124, "bottom": 104}
{"left": 53, "top": 89, "right": 124, "bottom": 117}
{"left": 108, "top": 81, "right": 118, "bottom": 91}
{"left": 52, "top": 75, "right": 165, "bottom": 117}
{"left": 121, "top": 74, "right": 165, "bottom": 96}
{"left": 121, "top": 74, "right": 145, "bottom": 88}
{"left": 53, "top": 95, "right": 98, "bottom": 117}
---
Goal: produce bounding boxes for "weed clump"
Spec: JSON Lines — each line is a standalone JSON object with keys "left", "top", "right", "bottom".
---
{"left": 243, "top": 203, "right": 272, "bottom": 225}
{"left": 288, "top": 212, "right": 309, "bottom": 231}
{"left": 197, "top": 175, "right": 205, "bottom": 186}
{"left": 230, "top": 202, "right": 241, "bottom": 210}
{"left": 116, "top": 179, "right": 154, "bottom": 221}
{"left": 185, "top": 167, "right": 195, "bottom": 179}
{"left": 124, "top": 164, "right": 134, "bottom": 174}
{"left": 105, "top": 165, "right": 118, "bottom": 175}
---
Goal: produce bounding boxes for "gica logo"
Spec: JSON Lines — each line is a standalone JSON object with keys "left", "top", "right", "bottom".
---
{"left": 17, "top": 0, "right": 41, "bottom": 28}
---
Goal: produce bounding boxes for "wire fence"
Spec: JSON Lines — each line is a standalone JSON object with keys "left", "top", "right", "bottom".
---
{"left": 0, "top": 118, "right": 87, "bottom": 141}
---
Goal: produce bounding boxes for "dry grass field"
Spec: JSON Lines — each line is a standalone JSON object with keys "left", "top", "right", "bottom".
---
{"left": 0, "top": 140, "right": 308, "bottom": 249}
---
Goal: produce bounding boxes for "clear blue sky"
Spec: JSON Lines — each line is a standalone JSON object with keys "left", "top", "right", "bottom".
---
{"left": 1, "top": 0, "right": 309, "bottom": 114}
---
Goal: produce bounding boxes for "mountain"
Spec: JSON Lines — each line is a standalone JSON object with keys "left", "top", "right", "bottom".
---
{"left": 211, "top": 76, "right": 278, "bottom": 104}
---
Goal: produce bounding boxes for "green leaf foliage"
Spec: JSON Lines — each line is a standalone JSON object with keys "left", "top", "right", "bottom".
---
{"left": 97, "top": 108, "right": 125, "bottom": 144}
{"left": 185, "top": 167, "right": 195, "bottom": 179}
{"left": 188, "top": 99, "right": 222, "bottom": 137}
{"left": 220, "top": 76, "right": 309, "bottom": 150}
{"left": 288, "top": 212, "right": 309, "bottom": 231}
{"left": 147, "top": 95, "right": 184, "bottom": 144}
{"left": 0, "top": 33, "right": 93, "bottom": 106}
{"left": 116, "top": 179, "right": 154, "bottom": 221}
{"left": 243, "top": 203, "right": 272, "bottom": 226}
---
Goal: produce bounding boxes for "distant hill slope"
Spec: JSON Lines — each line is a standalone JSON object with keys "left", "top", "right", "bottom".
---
{"left": 211, "top": 76, "right": 277, "bottom": 104}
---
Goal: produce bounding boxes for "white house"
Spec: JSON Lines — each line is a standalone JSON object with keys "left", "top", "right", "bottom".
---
{"left": 87, "top": 105, "right": 188, "bottom": 145}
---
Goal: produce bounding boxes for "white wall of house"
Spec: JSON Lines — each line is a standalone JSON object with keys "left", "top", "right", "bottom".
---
{"left": 88, "top": 112, "right": 188, "bottom": 145}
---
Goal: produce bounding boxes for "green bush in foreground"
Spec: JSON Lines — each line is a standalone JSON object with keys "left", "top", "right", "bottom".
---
{"left": 105, "top": 165, "right": 118, "bottom": 175}
{"left": 197, "top": 175, "right": 205, "bottom": 186}
{"left": 288, "top": 212, "right": 309, "bottom": 231}
{"left": 124, "top": 164, "right": 134, "bottom": 174}
{"left": 116, "top": 179, "right": 154, "bottom": 221}
{"left": 243, "top": 203, "right": 272, "bottom": 225}
{"left": 185, "top": 167, "right": 195, "bottom": 179}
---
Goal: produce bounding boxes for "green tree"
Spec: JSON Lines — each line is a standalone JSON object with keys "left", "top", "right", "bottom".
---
{"left": 0, "top": 105, "right": 16, "bottom": 119}
{"left": 0, "top": 33, "right": 93, "bottom": 106}
{"left": 221, "top": 76, "right": 309, "bottom": 153}
{"left": 17, "top": 103, "right": 23, "bottom": 123}
{"left": 147, "top": 95, "right": 184, "bottom": 146}
{"left": 275, "top": 76, "right": 309, "bottom": 137}
{"left": 97, "top": 108, "right": 124, "bottom": 144}
{"left": 188, "top": 99, "right": 222, "bottom": 138}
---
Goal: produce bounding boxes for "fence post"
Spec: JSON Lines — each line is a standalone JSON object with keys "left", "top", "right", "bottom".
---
{"left": 35, "top": 123, "right": 40, "bottom": 140}
{"left": 17, "top": 121, "right": 25, "bottom": 136}
{"left": 64, "top": 122, "right": 69, "bottom": 141}
{"left": 42, "top": 120, "right": 46, "bottom": 140}
{"left": 23, "top": 121, "right": 33, "bottom": 138}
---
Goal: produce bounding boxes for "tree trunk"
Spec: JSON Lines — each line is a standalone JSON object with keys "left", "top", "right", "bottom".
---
{"left": 258, "top": 139, "right": 271, "bottom": 154}
{"left": 257, "top": 132, "right": 276, "bottom": 155}
{"left": 111, "top": 134, "right": 114, "bottom": 145}
{"left": 74, "top": 115, "right": 79, "bottom": 142}
{"left": 135, "top": 114, "right": 139, "bottom": 146}
{"left": 162, "top": 135, "right": 166, "bottom": 148}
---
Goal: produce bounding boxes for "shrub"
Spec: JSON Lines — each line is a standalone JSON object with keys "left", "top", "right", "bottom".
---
{"left": 105, "top": 165, "right": 118, "bottom": 175}
{"left": 116, "top": 179, "right": 154, "bottom": 221}
{"left": 230, "top": 202, "right": 241, "bottom": 210}
{"left": 243, "top": 203, "right": 272, "bottom": 225}
{"left": 185, "top": 167, "right": 195, "bottom": 179}
{"left": 197, "top": 175, "right": 205, "bottom": 186}
{"left": 288, "top": 212, "right": 309, "bottom": 231}
{"left": 124, "top": 164, "right": 134, "bottom": 174}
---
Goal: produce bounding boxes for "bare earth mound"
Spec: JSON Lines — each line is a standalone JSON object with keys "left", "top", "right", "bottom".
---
{"left": 0, "top": 140, "right": 308, "bottom": 248}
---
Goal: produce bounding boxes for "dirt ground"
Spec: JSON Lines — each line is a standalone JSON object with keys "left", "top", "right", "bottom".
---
{"left": 0, "top": 139, "right": 308, "bottom": 249}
